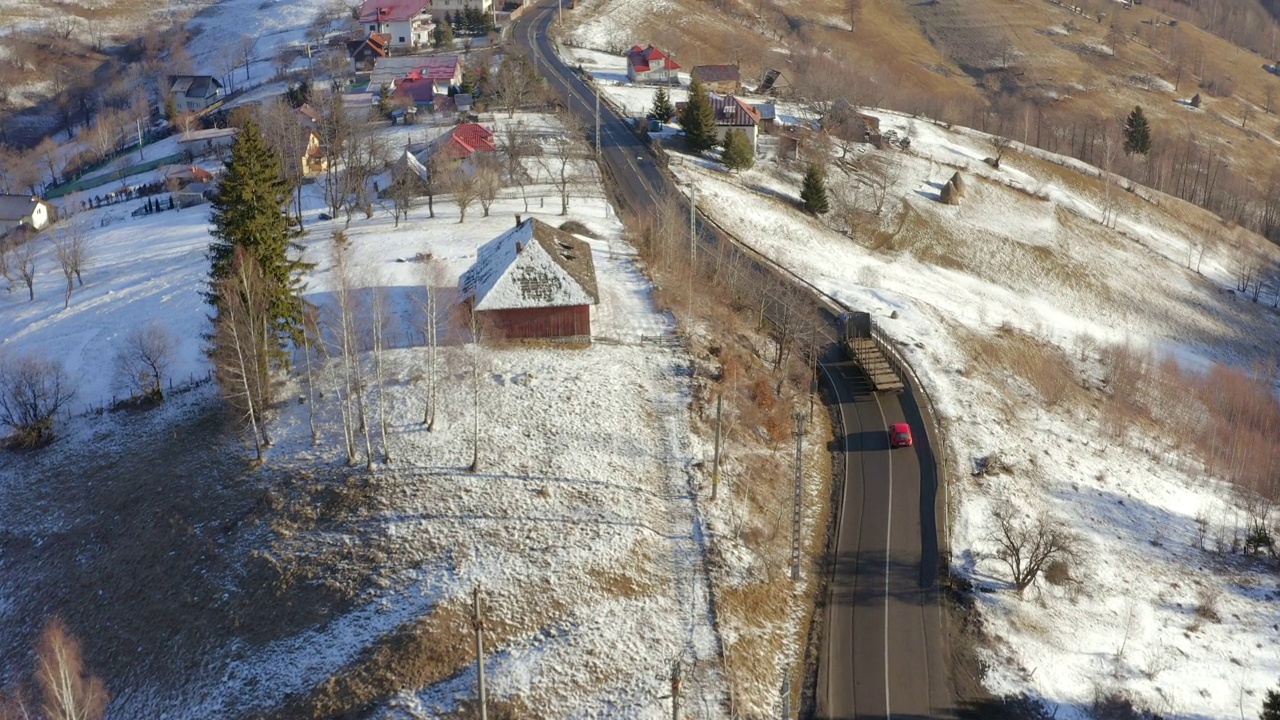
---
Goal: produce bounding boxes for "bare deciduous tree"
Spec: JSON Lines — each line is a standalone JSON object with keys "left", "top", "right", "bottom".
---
{"left": 0, "top": 352, "right": 74, "bottom": 447}
{"left": 491, "top": 51, "right": 544, "bottom": 118}
{"left": 539, "top": 112, "right": 593, "bottom": 216}
{"left": 474, "top": 152, "right": 502, "bottom": 217}
{"left": 116, "top": 322, "right": 177, "bottom": 401}
{"left": 447, "top": 161, "right": 481, "bottom": 223}
{"left": 52, "top": 216, "right": 90, "bottom": 308}
{"left": 863, "top": 152, "right": 902, "bottom": 217}
{"left": 498, "top": 122, "right": 537, "bottom": 211}
{"left": 988, "top": 506, "right": 1081, "bottom": 595}
{"left": 35, "top": 617, "right": 107, "bottom": 720}
{"left": 14, "top": 239, "right": 36, "bottom": 302}
{"left": 369, "top": 277, "right": 391, "bottom": 464}
{"left": 419, "top": 259, "right": 445, "bottom": 430}
{"left": 212, "top": 248, "right": 273, "bottom": 462}
{"left": 238, "top": 34, "right": 259, "bottom": 81}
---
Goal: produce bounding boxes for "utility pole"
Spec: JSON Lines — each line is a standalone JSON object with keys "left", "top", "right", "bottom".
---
{"left": 782, "top": 675, "right": 792, "bottom": 719}
{"left": 558, "top": 0, "right": 563, "bottom": 26}
{"left": 136, "top": 118, "right": 144, "bottom": 161}
{"left": 791, "top": 412, "right": 805, "bottom": 581}
{"left": 711, "top": 392, "right": 722, "bottom": 501}
{"left": 670, "top": 659, "right": 681, "bottom": 720}
{"left": 594, "top": 89, "right": 600, "bottom": 157}
{"left": 473, "top": 584, "right": 488, "bottom": 720}
{"left": 688, "top": 181, "right": 696, "bottom": 264}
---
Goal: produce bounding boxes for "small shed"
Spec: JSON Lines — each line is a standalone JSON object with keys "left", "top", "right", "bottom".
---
{"left": 459, "top": 218, "right": 599, "bottom": 341}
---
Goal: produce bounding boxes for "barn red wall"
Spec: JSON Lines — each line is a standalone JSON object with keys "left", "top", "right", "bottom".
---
{"left": 479, "top": 305, "right": 591, "bottom": 340}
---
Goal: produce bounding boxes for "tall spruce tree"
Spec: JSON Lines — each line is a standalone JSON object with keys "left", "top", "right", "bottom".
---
{"left": 207, "top": 119, "right": 308, "bottom": 352}
{"left": 800, "top": 163, "right": 830, "bottom": 215}
{"left": 1262, "top": 683, "right": 1280, "bottom": 720}
{"left": 433, "top": 19, "right": 454, "bottom": 49}
{"left": 649, "top": 86, "right": 675, "bottom": 122}
{"left": 721, "top": 128, "right": 754, "bottom": 172}
{"left": 680, "top": 77, "right": 718, "bottom": 152}
{"left": 1123, "top": 105, "right": 1152, "bottom": 155}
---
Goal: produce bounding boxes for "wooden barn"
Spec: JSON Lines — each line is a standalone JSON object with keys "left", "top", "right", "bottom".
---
{"left": 459, "top": 218, "right": 599, "bottom": 341}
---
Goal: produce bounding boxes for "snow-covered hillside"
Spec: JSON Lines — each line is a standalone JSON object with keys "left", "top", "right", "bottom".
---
{"left": 664, "top": 108, "right": 1280, "bottom": 718}
{"left": 0, "top": 108, "right": 732, "bottom": 717}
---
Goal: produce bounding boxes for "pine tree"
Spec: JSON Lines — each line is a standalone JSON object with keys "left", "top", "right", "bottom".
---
{"left": 433, "top": 19, "right": 454, "bottom": 49}
{"left": 1262, "top": 683, "right": 1280, "bottom": 720}
{"left": 207, "top": 119, "right": 309, "bottom": 354}
{"left": 1123, "top": 105, "right": 1152, "bottom": 155}
{"left": 680, "top": 77, "right": 718, "bottom": 152}
{"left": 721, "top": 128, "right": 754, "bottom": 172}
{"left": 648, "top": 86, "right": 675, "bottom": 121}
{"left": 800, "top": 163, "right": 830, "bottom": 215}
{"left": 169, "top": 196, "right": 175, "bottom": 210}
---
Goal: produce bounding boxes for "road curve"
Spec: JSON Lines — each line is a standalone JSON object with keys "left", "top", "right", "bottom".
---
{"left": 511, "top": 6, "right": 955, "bottom": 717}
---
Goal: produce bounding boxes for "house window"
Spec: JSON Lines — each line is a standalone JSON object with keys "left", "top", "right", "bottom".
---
{"left": 399, "top": 36, "right": 406, "bottom": 42}
{"left": 369, "top": 24, "right": 376, "bottom": 31}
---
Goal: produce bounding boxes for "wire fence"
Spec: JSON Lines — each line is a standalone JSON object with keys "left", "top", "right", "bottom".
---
{"left": 63, "top": 369, "right": 216, "bottom": 423}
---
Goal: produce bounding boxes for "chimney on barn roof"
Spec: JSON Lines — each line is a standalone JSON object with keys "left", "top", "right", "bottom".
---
{"left": 515, "top": 213, "right": 522, "bottom": 227}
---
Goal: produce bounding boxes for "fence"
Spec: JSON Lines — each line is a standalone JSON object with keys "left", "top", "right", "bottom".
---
{"left": 63, "top": 369, "right": 216, "bottom": 422}
{"left": 46, "top": 153, "right": 187, "bottom": 200}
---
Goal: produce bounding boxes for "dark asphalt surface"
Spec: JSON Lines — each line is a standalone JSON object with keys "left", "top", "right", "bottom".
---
{"left": 513, "top": 7, "right": 956, "bottom": 716}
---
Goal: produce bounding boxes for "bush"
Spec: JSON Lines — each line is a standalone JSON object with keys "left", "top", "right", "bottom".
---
{"left": 0, "top": 352, "right": 75, "bottom": 448}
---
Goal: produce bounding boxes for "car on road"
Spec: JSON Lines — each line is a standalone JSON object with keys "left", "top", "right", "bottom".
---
{"left": 889, "top": 422, "right": 913, "bottom": 448}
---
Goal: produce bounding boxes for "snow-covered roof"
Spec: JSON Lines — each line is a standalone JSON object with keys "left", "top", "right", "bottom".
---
{"left": 0, "top": 195, "right": 49, "bottom": 221}
{"left": 460, "top": 219, "right": 599, "bottom": 312}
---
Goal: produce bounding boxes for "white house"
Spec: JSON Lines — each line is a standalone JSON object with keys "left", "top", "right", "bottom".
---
{"left": 170, "top": 75, "right": 224, "bottom": 113}
{"left": 358, "top": 0, "right": 436, "bottom": 50}
{"left": 425, "top": 0, "right": 492, "bottom": 22}
{"left": 0, "top": 195, "right": 54, "bottom": 236}
{"left": 626, "top": 44, "right": 680, "bottom": 84}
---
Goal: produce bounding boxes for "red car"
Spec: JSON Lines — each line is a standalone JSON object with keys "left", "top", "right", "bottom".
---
{"left": 889, "top": 422, "right": 913, "bottom": 448}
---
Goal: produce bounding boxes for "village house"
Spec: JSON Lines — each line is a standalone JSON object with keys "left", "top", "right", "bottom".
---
{"left": 711, "top": 94, "right": 762, "bottom": 150}
{"left": 373, "top": 55, "right": 462, "bottom": 98}
{"left": 177, "top": 127, "right": 240, "bottom": 157}
{"left": 692, "top": 64, "right": 740, "bottom": 94}
{"left": 424, "top": 0, "right": 492, "bottom": 22}
{"left": 0, "top": 195, "right": 54, "bottom": 236}
{"left": 174, "top": 182, "right": 213, "bottom": 208}
{"left": 169, "top": 75, "right": 224, "bottom": 113}
{"left": 347, "top": 32, "right": 391, "bottom": 73}
{"left": 459, "top": 217, "right": 599, "bottom": 341}
{"left": 358, "top": 0, "right": 435, "bottom": 50}
{"left": 421, "top": 122, "right": 496, "bottom": 165}
{"left": 626, "top": 44, "right": 680, "bottom": 84}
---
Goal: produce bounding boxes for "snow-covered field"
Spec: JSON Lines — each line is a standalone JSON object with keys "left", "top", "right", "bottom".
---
{"left": 668, "top": 108, "right": 1280, "bottom": 717}
{"left": 0, "top": 104, "right": 734, "bottom": 716}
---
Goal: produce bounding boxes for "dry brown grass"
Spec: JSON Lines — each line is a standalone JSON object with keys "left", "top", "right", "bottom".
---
{"left": 589, "top": 0, "right": 1280, "bottom": 230}
{"left": 270, "top": 588, "right": 572, "bottom": 720}
{"left": 952, "top": 323, "right": 1085, "bottom": 407}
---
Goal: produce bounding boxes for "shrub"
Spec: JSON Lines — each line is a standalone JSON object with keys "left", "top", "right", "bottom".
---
{"left": 1194, "top": 584, "right": 1222, "bottom": 623}
{"left": 0, "top": 352, "right": 75, "bottom": 447}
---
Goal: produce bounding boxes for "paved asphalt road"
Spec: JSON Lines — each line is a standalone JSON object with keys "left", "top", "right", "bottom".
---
{"left": 513, "top": 7, "right": 956, "bottom": 716}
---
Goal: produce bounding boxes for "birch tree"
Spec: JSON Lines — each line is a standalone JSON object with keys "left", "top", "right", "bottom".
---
{"left": 35, "top": 617, "right": 108, "bottom": 720}
{"left": 212, "top": 247, "right": 273, "bottom": 462}
{"left": 328, "top": 232, "right": 362, "bottom": 465}
{"left": 369, "top": 277, "right": 392, "bottom": 464}
{"left": 419, "top": 259, "right": 445, "bottom": 430}
{"left": 52, "top": 215, "right": 90, "bottom": 308}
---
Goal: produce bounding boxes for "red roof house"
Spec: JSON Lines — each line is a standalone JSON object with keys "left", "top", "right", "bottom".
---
{"left": 427, "top": 123, "right": 497, "bottom": 162}
{"left": 626, "top": 44, "right": 679, "bottom": 84}
{"left": 347, "top": 32, "right": 390, "bottom": 72}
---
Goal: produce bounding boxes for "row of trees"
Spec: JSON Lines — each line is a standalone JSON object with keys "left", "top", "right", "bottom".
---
{"left": 0, "top": 215, "right": 90, "bottom": 307}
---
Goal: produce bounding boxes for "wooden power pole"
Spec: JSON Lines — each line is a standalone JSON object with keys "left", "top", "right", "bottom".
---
{"left": 711, "top": 393, "right": 723, "bottom": 501}
{"left": 473, "top": 585, "right": 488, "bottom": 720}
{"left": 670, "top": 659, "right": 682, "bottom": 720}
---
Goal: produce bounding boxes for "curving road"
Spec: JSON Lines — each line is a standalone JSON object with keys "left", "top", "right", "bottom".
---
{"left": 512, "top": 5, "right": 956, "bottom": 717}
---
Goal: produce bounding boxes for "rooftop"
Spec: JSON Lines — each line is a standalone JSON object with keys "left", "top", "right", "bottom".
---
{"left": 460, "top": 218, "right": 599, "bottom": 312}
{"left": 0, "top": 195, "right": 47, "bottom": 222}
{"left": 692, "top": 64, "right": 740, "bottom": 84}
{"left": 357, "top": 0, "right": 431, "bottom": 23}
{"left": 627, "top": 44, "right": 679, "bottom": 73}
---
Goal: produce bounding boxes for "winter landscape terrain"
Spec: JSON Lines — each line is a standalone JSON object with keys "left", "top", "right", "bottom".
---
{"left": 563, "top": 9, "right": 1280, "bottom": 717}
{"left": 3, "top": 0, "right": 1280, "bottom": 713}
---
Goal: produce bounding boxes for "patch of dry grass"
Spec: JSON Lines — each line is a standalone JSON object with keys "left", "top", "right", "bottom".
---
{"left": 269, "top": 587, "right": 572, "bottom": 720}
{"left": 952, "top": 322, "right": 1085, "bottom": 407}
